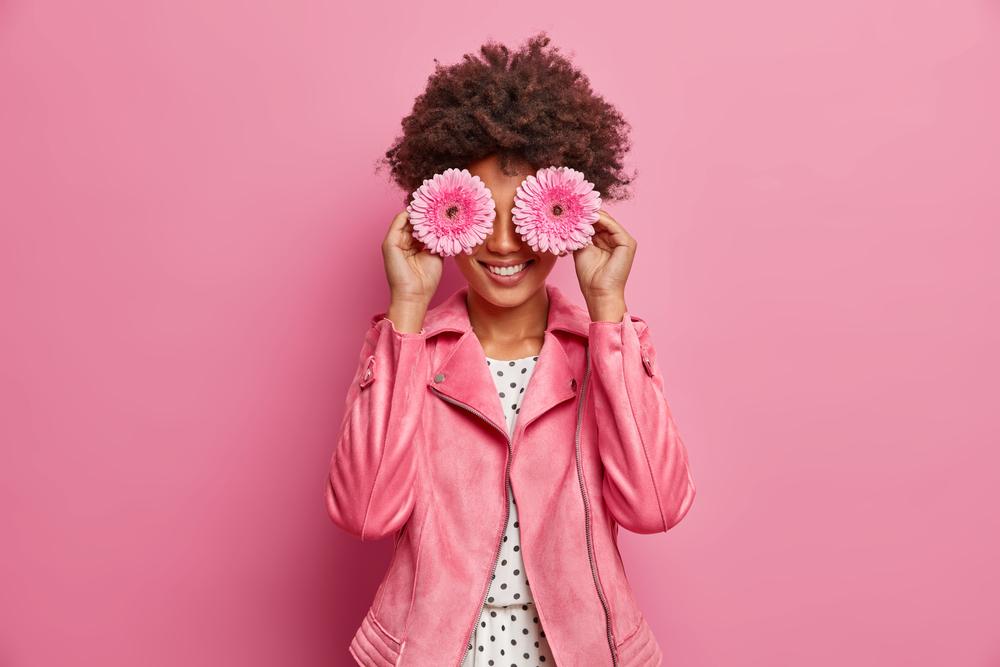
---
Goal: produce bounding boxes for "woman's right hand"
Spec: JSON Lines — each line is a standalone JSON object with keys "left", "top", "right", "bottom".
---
{"left": 382, "top": 210, "right": 442, "bottom": 326}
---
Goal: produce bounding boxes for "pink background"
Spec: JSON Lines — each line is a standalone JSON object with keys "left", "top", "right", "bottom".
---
{"left": 2, "top": 0, "right": 998, "bottom": 665}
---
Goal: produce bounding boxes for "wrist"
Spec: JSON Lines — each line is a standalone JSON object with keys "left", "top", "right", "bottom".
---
{"left": 386, "top": 300, "right": 428, "bottom": 334}
{"left": 586, "top": 295, "right": 627, "bottom": 323}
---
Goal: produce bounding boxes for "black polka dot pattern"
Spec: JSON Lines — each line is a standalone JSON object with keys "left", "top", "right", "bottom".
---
{"left": 461, "top": 353, "right": 554, "bottom": 667}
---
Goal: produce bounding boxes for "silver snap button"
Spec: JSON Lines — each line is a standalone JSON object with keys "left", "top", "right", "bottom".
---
{"left": 358, "top": 355, "right": 376, "bottom": 387}
{"left": 434, "top": 373, "right": 445, "bottom": 383}
{"left": 642, "top": 355, "right": 654, "bottom": 377}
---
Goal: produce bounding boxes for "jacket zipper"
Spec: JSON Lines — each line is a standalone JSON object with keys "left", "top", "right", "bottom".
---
{"left": 427, "top": 386, "right": 514, "bottom": 667}
{"left": 432, "top": 353, "right": 617, "bottom": 666}
{"left": 574, "top": 350, "right": 619, "bottom": 665}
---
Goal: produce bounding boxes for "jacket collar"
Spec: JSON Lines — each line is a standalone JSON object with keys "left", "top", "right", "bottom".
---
{"left": 420, "top": 282, "right": 591, "bottom": 340}
{"left": 421, "top": 283, "right": 591, "bottom": 449}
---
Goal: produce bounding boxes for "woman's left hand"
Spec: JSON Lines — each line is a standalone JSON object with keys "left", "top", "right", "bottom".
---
{"left": 570, "top": 209, "right": 635, "bottom": 322}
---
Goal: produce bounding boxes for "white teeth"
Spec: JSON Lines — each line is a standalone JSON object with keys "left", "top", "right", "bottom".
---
{"left": 485, "top": 261, "right": 528, "bottom": 276}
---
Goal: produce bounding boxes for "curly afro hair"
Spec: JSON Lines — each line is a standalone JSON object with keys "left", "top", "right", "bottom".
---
{"left": 377, "top": 32, "right": 637, "bottom": 207}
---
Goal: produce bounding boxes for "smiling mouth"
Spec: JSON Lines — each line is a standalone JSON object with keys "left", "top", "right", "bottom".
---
{"left": 478, "top": 259, "right": 535, "bottom": 277}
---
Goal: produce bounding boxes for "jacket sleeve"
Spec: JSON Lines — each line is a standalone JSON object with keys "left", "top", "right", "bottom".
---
{"left": 588, "top": 311, "right": 696, "bottom": 534}
{"left": 325, "top": 312, "right": 428, "bottom": 542}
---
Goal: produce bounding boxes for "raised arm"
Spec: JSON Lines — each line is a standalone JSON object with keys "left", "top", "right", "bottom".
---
{"left": 588, "top": 311, "right": 696, "bottom": 534}
{"left": 325, "top": 311, "right": 428, "bottom": 542}
{"left": 325, "top": 209, "right": 441, "bottom": 541}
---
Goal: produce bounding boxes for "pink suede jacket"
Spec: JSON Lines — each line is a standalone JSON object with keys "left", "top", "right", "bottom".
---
{"left": 325, "top": 283, "right": 696, "bottom": 666}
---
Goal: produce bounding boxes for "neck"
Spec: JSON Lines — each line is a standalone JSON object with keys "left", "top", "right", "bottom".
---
{"left": 465, "top": 285, "right": 549, "bottom": 358}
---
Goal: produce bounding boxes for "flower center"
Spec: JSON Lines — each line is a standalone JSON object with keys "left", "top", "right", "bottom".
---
{"left": 445, "top": 205, "right": 460, "bottom": 219}
{"left": 552, "top": 203, "right": 564, "bottom": 216}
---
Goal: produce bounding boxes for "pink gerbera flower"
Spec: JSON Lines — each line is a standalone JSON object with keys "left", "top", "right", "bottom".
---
{"left": 406, "top": 168, "right": 497, "bottom": 256}
{"left": 512, "top": 166, "right": 602, "bottom": 254}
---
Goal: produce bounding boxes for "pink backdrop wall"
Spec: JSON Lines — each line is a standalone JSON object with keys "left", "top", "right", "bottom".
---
{"left": 2, "top": 0, "right": 998, "bottom": 665}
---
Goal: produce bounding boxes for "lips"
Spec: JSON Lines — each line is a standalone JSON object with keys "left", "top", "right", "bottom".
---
{"left": 478, "top": 259, "right": 535, "bottom": 285}
{"left": 479, "top": 260, "right": 533, "bottom": 276}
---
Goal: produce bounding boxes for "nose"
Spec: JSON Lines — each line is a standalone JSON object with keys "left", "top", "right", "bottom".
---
{"left": 484, "top": 207, "right": 523, "bottom": 253}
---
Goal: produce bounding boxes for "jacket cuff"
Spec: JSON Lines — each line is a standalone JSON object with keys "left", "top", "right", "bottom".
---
{"left": 588, "top": 311, "right": 629, "bottom": 326}
{"left": 370, "top": 312, "right": 426, "bottom": 338}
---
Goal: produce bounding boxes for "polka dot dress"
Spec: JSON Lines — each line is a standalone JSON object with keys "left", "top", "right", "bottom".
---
{"left": 461, "top": 354, "right": 555, "bottom": 667}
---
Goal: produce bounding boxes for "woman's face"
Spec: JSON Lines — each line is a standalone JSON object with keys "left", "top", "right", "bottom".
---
{"left": 453, "top": 154, "right": 558, "bottom": 307}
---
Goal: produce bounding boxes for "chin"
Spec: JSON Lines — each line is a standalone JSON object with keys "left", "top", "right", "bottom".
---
{"left": 476, "top": 280, "right": 542, "bottom": 308}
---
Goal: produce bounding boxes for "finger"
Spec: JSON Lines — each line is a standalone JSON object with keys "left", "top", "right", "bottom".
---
{"left": 389, "top": 209, "right": 410, "bottom": 232}
{"left": 591, "top": 233, "right": 615, "bottom": 253}
{"left": 399, "top": 219, "right": 432, "bottom": 256}
{"left": 592, "top": 210, "right": 633, "bottom": 246}
{"left": 592, "top": 209, "right": 623, "bottom": 233}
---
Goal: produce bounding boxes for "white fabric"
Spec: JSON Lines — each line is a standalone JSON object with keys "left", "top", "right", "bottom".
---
{"left": 461, "top": 354, "right": 555, "bottom": 666}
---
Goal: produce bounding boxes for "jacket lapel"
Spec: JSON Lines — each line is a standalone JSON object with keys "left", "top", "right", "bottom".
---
{"left": 421, "top": 284, "right": 589, "bottom": 448}
{"left": 427, "top": 328, "right": 510, "bottom": 440}
{"left": 509, "top": 330, "right": 578, "bottom": 447}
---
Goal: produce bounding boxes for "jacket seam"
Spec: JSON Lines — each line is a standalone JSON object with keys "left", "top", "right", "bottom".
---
{"left": 615, "top": 616, "right": 643, "bottom": 649}
{"left": 617, "top": 317, "right": 669, "bottom": 533}
{"left": 370, "top": 609, "right": 403, "bottom": 646}
{"left": 373, "top": 480, "right": 417, "bottom": 615}
{"left": 358, "top": 324, "right": 387, "bottom": 541}
{"left": 373, "top": 526, "right": 402, "bottom": 614}
{"left": 403, "top": 429, "right": 432, "bottom": 640}
{"left": 360, "top": 328, "right": 421, "bottom": 541}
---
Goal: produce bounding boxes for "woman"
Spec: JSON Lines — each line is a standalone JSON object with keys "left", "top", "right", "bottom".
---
{"left": 326, "top": 33, "right": 696, "bottom": 666}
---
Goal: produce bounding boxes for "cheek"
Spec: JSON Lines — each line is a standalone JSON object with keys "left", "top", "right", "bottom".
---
{"left": 454, "top": 255, "right": 481, "bottom": 278}
{"left": 537, "top": 255, "right": 559, "bottom": 273}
